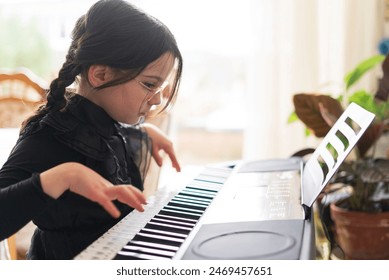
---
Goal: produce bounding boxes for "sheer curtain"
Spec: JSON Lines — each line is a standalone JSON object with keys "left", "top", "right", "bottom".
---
{"left": 243, "top": 0, "right": 384, "bottom": 160}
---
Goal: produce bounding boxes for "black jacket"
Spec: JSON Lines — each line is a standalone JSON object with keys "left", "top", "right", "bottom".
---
{"left": 0, "top": 94, "right": 151, "bottom": 259}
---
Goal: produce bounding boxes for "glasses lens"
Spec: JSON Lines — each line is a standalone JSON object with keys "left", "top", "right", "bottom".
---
{"left": 147, "top": 82, "right": 175, "bottom": 117}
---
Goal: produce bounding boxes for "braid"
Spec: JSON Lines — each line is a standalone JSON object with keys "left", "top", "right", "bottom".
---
{"left": 44, "top": 14, "right": 86, "bottom": 113}
{"left": 21, "top": 17, "right": 86, "bottom": 131}
{"left": 45, "top": 47, "right": 80, "bottom": 112}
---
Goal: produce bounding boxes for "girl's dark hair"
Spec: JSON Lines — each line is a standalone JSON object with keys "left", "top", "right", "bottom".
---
{"left": 23, "top": 0, "right": 182, "bottom": 129}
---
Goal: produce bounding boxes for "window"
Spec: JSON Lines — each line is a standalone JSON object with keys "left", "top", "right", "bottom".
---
{"left": 0, "top": 0, "right": 383, "bottom": 167}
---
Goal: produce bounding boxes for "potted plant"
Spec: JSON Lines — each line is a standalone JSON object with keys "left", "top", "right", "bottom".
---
{"left": 289, "top": 54, "right": 389, "bottom": 259}
{"left": 327, "top": 159, "right": 389, "bottom": 259}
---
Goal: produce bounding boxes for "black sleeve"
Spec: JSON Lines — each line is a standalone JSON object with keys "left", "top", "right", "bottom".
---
{"left": 0, "top": 129, "right": 83, "bottom": 241}
{"left": 0, "top": 173, "right": 53, "bottom": 240}
{"left": 120, "top": 124, "right": 152, "bottom": 185}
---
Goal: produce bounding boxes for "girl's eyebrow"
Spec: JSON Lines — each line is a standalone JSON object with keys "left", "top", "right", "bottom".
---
{"left": 140, "top": 75, "right": 163, "bottom": 82}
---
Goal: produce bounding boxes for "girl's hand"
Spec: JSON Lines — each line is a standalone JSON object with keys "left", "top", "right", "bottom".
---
{"left": 40, "top": 162, "right": 147, "bottom": 218}
{"left": 142, "top": 123, "right": 181, "bottom": 172}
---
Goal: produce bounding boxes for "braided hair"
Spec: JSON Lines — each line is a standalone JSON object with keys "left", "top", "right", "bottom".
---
{"left": 22, "top": 0, "right": 183, "bottom": 130}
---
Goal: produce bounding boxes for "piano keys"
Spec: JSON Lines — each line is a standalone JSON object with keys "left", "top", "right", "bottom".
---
{"left": 75, "top": 165, "right": 235, "bottom": 260}
{"left": 75, "top": 159, "right": 315, "bottom": 260}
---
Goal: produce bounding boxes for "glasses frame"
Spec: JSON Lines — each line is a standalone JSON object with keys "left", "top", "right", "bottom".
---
{"left": 134, "top": 78, "right": 169, "bottom": 101}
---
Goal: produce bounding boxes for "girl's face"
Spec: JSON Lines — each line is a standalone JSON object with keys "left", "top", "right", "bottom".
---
{"left": 85, "top": 52, "right": 176, "bottom": 125}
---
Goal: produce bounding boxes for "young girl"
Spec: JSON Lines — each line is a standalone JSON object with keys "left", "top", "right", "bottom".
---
{"left": 0, "top": 0, "right": 183, "bottom": 259}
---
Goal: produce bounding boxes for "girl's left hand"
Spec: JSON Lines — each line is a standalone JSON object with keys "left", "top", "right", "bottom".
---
{"left": 142, "top": 123, "right": 181, "bottom": 172}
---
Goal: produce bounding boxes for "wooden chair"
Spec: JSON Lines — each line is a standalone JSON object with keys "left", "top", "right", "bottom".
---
{"left": 0, "top": 238, "right": 11, "bottom": 259}
{"left": 0, "top": 68, "right": 46, "bottom": 128}
{"left": 0, "top": 68, "right": 46, "bottom": 259}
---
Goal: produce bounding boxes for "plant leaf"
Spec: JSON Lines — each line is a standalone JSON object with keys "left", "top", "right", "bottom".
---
{"left": 293, "top": 93, "right": 344, "bottom": 137}
{"left": 287, "top": 111, "right": 298, "bottom": 123}
{"left": 305, "top": 127, "right": 311, "bottom": 136}
{"left": 357, "top": 123, "right": 385, "bottom": 158}
{"left": 348, "top": 90, "right": 389, "bottom": 120}
{"left": 344, "top": 55, "right": 385, "bottom": 90}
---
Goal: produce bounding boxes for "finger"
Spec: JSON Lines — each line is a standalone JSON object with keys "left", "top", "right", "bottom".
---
{"left": 119, "top": 191, "right": 145, "bottom": 212}
{"left": 166, "top": 148, "right": 181, "bottom": 172}
{"left": 102, "top": 201, "right": 121, "bottom": 218}
{"left": 126, "top": 186, "right": 147, "bottom": 205}
{"left": 152, "top": 147, "right": 163, "bottom": 167}
{"left": 106, "top": 187, "right": 146, "bottom": 212}
{"left": 97, "top": 195, "right": 121, "bottom": 218}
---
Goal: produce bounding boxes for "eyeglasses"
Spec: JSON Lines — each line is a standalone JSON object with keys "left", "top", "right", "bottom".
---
{"left": 135, "top": 78, "right": 169, "bottom": 101}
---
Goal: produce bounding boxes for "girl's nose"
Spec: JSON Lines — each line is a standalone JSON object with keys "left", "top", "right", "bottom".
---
{"left": 147, "top": 91, "right": 162, "bottom": 106}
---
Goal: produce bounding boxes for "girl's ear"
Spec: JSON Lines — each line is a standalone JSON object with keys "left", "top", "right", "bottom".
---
{"left": 87, "top": 65, "right": 114, "bottom": 88}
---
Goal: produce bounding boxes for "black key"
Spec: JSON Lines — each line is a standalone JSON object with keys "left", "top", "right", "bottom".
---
{"left": 139, "top": 228, "right": 187, "bottom": 239}
{"left": 178, "top": 191, "right": 214, "bottom": 200}
{"left": 132, "top": 232, "right": 183, "bottom": 247}
{"left": 168, "top": 201, "right": 207, "bottom": 211}
{"left": 159, "top": 209, "right": 200, "bottom": 221}
{"left": 153, "top": 214, "right": 197, "bottom": 226}
{"left": 186, "top": 186, "right": 218, "bottom": 193}
{"left": 163, "top": 205, "right": 204, "bottom": 215}
{"left": 172, "top": 196, "right": 211, "bottom": 206}
{"left": 145, "top": 221, "right": 191, "bottom": 235}
{"left": 151, "top": 216, "right": 196, "bottom": 227}
{"left": 120, "top": 245, "right": 175, "bottom": 258}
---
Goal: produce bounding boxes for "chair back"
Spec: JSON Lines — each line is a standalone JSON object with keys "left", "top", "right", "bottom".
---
{"left": 0, "top": 69, "right": 46, "bottom": 259}
{"left": 0, "top": 239, "right": 11, "bottom": 260}
{"left": 0, "top": 69, "right": 46, "bottom": 128}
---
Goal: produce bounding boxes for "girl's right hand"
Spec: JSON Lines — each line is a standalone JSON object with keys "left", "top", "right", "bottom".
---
{"left": 39, "top": 162, "right": 147, "bottom": 218}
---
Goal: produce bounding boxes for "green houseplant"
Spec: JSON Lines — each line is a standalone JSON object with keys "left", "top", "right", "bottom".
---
{"left": 290, "top": 54, "right": 388, "bottom": 158}
{"left": 290, "top": 54, "right": 389, "bottom": 259}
